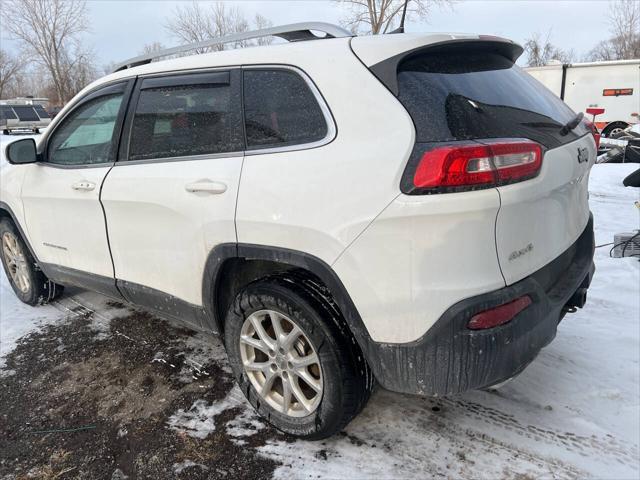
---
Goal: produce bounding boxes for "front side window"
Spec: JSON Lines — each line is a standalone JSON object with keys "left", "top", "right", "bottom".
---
{"left": 243, "top": 69, "right": 328, "bottom": 149}
{"left": 48, "top": 93, "right": 124, "bottom": 165}
{"left": 128, "top": 82, "right": 243, "bottom": 161}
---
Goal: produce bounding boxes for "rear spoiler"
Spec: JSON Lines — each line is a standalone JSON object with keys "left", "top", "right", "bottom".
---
{"left": 367, "top": 38, "right": 524, "bottom": 96}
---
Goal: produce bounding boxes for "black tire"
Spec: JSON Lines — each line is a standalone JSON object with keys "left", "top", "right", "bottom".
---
{"left": 33, "top": 128, "right": 40, "bottom": 134}
{"left": 0, "top": 218, "right": 64, "bottom": 305}
{"left": 224, "top": 272, "right": 374, "bottom": 439}
{"left": 601, "top": 121, "right": 629, "bottom": 138}
{"left": 2, "top": 129, "right": 9, "bottom": 135}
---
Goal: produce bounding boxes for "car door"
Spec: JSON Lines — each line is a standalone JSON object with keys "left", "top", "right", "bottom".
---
{"left": 20, "top": 80, "right": 133, "bottom": 296}
{"left": 100, "top": 70, "right": 244, "bottom": 327}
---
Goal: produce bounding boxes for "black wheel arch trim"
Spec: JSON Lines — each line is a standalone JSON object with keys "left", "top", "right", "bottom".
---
{"left": 0, "top": 201, "right": 40, "bottom": 265}
{"left": 202, "top": 243, "right": 376, "bottom": 356}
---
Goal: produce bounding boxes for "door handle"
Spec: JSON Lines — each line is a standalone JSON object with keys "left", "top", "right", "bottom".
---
{"left": 185, "top": 181, "right": 227, "bottom": 194}
{"left": 72, "top": 181, "right": 96, "bottom": 191}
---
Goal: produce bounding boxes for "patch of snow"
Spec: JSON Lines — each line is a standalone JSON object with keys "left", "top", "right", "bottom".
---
{"left": 172, "top": 460, "right": 208, "bottom": 475}
{"left": 167, "top": 385, "right": 265, "bottom": 445}
{"left": 0, "top": 272, "right": 64, "bottom": 370}
{"left": 167, "top": 386, "right": 246, "bottom": 439}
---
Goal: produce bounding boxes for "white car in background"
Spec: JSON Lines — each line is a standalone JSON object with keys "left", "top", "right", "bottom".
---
{"left": 0, "top": 23, "right": 597, "bottom": 439}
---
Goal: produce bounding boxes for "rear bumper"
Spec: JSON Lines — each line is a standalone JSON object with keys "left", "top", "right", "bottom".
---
{"left": 362, "top": 213, "right": 595, "bottom": 396}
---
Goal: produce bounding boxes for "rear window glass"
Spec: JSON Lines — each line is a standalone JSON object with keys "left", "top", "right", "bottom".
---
{"left": 12, "top": 106, "right": 40, "bottom": 122}
{"left": 129, "top": 83, "right": 243, "bottom": 161}
{"left": 0, "top": 106, "right": 17, "bottom": 120}
{"left": 33, "top": 104, "right": 50, "bottom": 119}
{"left": 243, "top": 70, "right": 328, "bottom": 149}
{"left": 397, "top": 51, "right": 589, "bottom": 148}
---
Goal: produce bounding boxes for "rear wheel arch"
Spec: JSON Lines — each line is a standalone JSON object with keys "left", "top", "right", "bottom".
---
{"left": 202, "top": 244, "right": 375, "bottom": 355}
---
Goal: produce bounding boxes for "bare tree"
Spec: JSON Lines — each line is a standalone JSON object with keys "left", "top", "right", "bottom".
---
{"left": 253, "top": 14, "right": 273, "bottom": 46}
{"left": 587, "top": 0, "right": 640, "bottom": 60}
{"left": 1, "top": 0, "right": 95, "bottom": 104}
{"left": 165, "top": 1, "right": 272, "bottom": 52}
{"left": 140, "top": 42, "right": 166, "bottom": 56}
{"left": 336, "top": 0, "right": 452, "bottom": 34}
{"left": 524, "top": 32, "right": 574, "bottom": 67}
{"left": 0, "top": 49, "right": 27, "bottom": 99}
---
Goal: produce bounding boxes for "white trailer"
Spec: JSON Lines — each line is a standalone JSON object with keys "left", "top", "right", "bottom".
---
{"left": 526, "top": 59, "right": 640, "bottom": 136}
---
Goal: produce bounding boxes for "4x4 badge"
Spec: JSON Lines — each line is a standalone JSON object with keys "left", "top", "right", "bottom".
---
{"left": 577, "top": 147, "right": 589, "bottom": 164}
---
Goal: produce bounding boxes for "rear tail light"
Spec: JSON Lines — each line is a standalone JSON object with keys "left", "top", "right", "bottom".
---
{"left": 582, "top": 116, "right": 600, "bottom": 149}
{"left": 467, "top": 295, "right": 532, "bottom": 330}
{"left": 407, "top": 140, "right": 543, "bottom": 194}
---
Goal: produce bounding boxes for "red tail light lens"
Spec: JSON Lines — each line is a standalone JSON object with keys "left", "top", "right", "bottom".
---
{"left": 412, "top": 140, "right": 543, "bottom": 192}
{"left": 582, "top": 116, "right": 600, "bottom": 149}
{"left": 467, "top": 295, "right": 532, "bottom": 330}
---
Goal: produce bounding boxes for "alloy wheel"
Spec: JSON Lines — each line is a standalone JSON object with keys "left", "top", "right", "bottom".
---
{"left": 239, "top": 309, "right": 323, "bottom": 417}
{"left": 2, "top": 232, "right": 31, "bottom": 294}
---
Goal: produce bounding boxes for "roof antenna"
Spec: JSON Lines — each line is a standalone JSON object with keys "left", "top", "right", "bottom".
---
{"left": 390, "top": 0, "right": 410, "bottom": 34}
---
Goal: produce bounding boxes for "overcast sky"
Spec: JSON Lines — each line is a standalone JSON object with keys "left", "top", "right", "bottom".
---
{"left": 1, "top": 0, "right": 615, "bottom": 67}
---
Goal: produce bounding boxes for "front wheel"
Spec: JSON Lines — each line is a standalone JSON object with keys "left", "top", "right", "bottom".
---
{"left": 0, "top": 219, "right": 63, "bottom": 305}
{"left": 224, "top": 274, "right": 373, "bottom": 439}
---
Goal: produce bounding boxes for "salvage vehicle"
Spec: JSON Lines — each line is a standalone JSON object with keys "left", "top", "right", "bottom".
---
{"left": 0, "top": 23, "right": 596, "bottom": 439}
{"left": 0, "top": 101, "right": 51, "bottom": 134}
{"left": 525, "top": 59, "right": 640, "bottom": 137}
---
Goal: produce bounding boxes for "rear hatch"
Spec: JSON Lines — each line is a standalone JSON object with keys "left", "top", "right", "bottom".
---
{"left": 358, "top": 39, "right": 595, "bottom": 285}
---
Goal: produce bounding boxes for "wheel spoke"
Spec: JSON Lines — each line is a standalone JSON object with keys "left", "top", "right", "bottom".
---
{"left": 270, "top": 311, "right": 285, "bottom": 340}
{"left": 291, "top": 352, "right": 319, "bottom": 369}
{"left": 240, "top": 334, "right": 270, "bottom": 354}
{"left": 260, "top": 370, "right": 277, "bottom": 396}
{"left": 249, "top": 313, "right": 276, "bottom": 350}
{"left": 281, "top": 325, "right": 302, "bottom": 350}
{"left": 290, "top": 376, "right": 312, "bottom": 412}
{"left": 281, "top": 376, "right": 292, "bottom": 413}
{"left": 293, "top": 368, "right": 322, "bottom": 393}
{"left": 244, "top": 360, "right": 270, "bottom": 373}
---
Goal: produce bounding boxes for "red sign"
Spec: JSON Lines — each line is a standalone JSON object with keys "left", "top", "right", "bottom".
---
{"left": 603, "top": 88, "right": 633, "bottom": 97}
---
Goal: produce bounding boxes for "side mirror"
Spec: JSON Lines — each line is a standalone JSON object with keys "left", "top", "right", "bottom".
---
{"left": 5, "top": 138, "right": 37, "bottom": 165}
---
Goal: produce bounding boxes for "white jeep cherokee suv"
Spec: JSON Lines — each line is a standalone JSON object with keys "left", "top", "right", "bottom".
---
{"left": 0, "top": 24, "right": 596, "bottom": 439}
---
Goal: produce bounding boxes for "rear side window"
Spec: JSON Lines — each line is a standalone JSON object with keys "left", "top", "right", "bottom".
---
{"left": 397, "top": 50, "right": 589, "bottom": 149}
{"left": 243, "top": 69, "right": 328, "bottom": 149}
{"left": 128, "top": 81, "right": 243, "bottom": 161}
{"left": 33, "top": 105, "right": 50, "bottom": 119}
{"left": 0, "top": 106, "right": 17, "bottom": 120}
{"left": 12, "top": 106, "right": 39, "bottom": 122}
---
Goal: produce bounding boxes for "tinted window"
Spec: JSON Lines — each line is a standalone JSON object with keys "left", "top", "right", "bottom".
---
{"left": 0, "top": 106, "right": 17, "bottom": 120}
{"left": 48, "top": 93, "right": 124, "bottom": 165}
{"left": 12, "top": 106, "right": 40, "bottom": 122}
{"left": 128, "top": 82, "right": 243, "bottom": 161}
{"left": 33, "top": 104, "right": 50, "bottom": 119}
{"left": 243, "top": 70, "right": 328, "bottom": 149}
{"left": 397, "top": 51, "right": 589, "bottom": 149}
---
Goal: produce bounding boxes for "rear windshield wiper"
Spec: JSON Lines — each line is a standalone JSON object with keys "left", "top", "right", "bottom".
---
{"left": 559, "top": 112, "right": 584, "bottom": 136}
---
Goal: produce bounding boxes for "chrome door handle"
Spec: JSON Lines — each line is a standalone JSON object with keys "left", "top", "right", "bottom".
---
{"left": 185, "top": 181, "right": 227, "bottom": 194}
{"left": 72, "top": 181, "right": 96, "bottom": 191}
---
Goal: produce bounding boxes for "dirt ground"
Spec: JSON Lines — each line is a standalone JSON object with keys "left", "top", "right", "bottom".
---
{"left": 0, "top": 300, "right": 286, "bottom": 479}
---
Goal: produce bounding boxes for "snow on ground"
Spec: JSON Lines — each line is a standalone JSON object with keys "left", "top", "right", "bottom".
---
{"left": 0, "top": 136, "right": 638, "bottom": 479}
{"left": 0, "top": 273, "right": 62, "bottom": 370}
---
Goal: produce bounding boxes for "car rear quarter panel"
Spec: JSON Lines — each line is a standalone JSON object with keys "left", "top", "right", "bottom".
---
{"left": 333, "top": 188, "right": 505, "bottom": 343}
{"left": 235, "top": 41, "right": 416, "bottom": 265}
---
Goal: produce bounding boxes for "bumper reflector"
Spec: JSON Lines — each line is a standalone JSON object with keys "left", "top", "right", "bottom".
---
{"left": 467, "top": 295, "right": 532, "bottom": 330}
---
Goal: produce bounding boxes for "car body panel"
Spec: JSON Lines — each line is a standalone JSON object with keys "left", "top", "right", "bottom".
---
{"left": 495, "top": 134, "right": 595, "bottom": 285}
